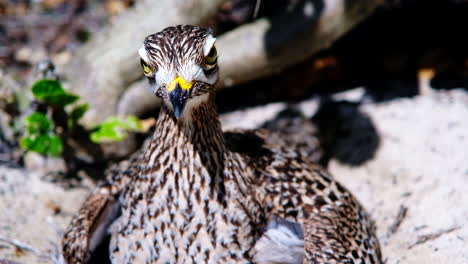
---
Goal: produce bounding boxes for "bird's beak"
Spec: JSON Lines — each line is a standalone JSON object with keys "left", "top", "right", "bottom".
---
{"left": 166, "top": 76, "right": 194, "bottom": 119}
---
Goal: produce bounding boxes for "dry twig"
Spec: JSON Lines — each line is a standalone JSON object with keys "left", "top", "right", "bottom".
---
{"left": 387, "top": 205, "right": 408, "bottom": 236}
{"left": 408, "top": 226, "right": 460, "bottom": 249}
{"left": 0, "top": 237, "right": 41, "bottom": 255}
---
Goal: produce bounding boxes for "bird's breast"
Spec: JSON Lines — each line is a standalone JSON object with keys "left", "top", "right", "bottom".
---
{"left": 109, "top": 166, "right": 258, "bottom": 264}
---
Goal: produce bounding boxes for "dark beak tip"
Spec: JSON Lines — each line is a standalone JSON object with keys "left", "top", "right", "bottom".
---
{"left": 173, "top": 108, "right": 182, "bottom": 119}
{"left": 169, "top": 85, "right": 189, "bottom": 120}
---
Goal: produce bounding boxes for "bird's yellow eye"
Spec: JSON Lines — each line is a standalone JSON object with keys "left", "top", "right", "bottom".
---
{"left": 204, "top": 46, "right": 217, "bottom": 67}
{"left": 140, "top": 59, "right": 152, "bottom": 76}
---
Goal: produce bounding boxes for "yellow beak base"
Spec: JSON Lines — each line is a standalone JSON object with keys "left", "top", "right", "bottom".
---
{"left": 166, "top": 76, "right": 194, "bottom": 92}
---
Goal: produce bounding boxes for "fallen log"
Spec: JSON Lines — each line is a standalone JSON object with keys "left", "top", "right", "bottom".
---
{"left": 117, "top": 0, "right": 384, "bottom": 117}
{"left": 64, "top": 0, "right": 383, "bottom": 124}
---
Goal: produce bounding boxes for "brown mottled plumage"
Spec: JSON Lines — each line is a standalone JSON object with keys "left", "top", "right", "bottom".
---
{"left": 62, "top": 25, "right": 381, "bottom": 264}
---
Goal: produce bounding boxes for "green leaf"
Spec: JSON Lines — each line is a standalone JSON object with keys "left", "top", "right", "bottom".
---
{"left": 31, "top": 79, "right": 80, "bottom": 107}
{"left": 21, "top": 136, "right": 46, "bottom": 154}
{"left": 69, "top": 103, "right": 89, "bottom": 122}
{"left": 90, "top": 123, "right": 125, "bottom": 143}
{"left": 120, "top": 116, "right": 143, "bottom": 131}
{"left": 32, "top": 79, "right": 65, "bottom": 97}
{"left": 44, "top": 93, "right": 80, "bottom": 107}
{"left": 89, "top": 116, "right": 143, "bottom": 143}
{"left": 47, "top": 135, "right": 63, "bottom": 157}
{"left": 21, "top": 111, "right": 63, "bottom": 157}
{"left": 20, "top": 134, "right": 63, "bottom": 157}
{"left": 24, "top": 112, "right": 52, "bottom": 134}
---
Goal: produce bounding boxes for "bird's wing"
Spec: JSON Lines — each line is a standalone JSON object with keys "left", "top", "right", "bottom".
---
{"left": 225, "top": 129, "right": 381, "bottom": 264}
{"left": 62, "top": 184, "right": 119, "bottom": 264}
{"left": 259, "top": 108, "right": 324, "bottom": 165}
{"left": 224, "top": 126, "right": 322, "bottom": 165}
{"left": 256, "top": 157, "right": 381, "bottom": 264}
{"left": 62, "top": 156, "right": 139, "bottom": 264}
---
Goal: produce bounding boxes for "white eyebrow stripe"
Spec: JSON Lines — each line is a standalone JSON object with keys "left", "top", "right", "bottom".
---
{"left": 138, "top": 45, "right": 149, "bottom": 62}
{"left": 203, "top": 35, "right": 216, "bottom": 56}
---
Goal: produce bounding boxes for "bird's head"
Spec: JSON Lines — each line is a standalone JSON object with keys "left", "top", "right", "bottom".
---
{"left": 138, "top": 25, "right": 219, "bottom": 119}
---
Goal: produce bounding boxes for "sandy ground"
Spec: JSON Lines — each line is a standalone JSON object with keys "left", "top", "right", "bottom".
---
{"left": 331, "top": 90, "right": 468, "bottom": 264}
{"left": 1, "top": 88, "right": 467, "bottom": 263}
{"left": 0, "top": 167, "right": 89, "bottom": 263}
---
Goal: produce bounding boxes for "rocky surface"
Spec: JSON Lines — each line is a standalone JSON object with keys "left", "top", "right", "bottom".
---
{"left": 1, "top": 88, "right": 467, "bottom": 263}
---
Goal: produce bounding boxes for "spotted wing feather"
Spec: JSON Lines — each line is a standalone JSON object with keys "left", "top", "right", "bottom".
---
{"left": 225, "top": 129, "right": 381, "bottom": 264}
{"left": 62, "top": 185, "right": 117, "bottom": 264}
{"left": 61, "top": 156, "right": 140, "bottom": 264}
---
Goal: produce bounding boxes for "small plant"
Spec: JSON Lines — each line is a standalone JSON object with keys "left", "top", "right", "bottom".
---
{"left": 21, "top": 112, "right": 63, "bottom": 157}
{"left": 20, "top": 79, "right": 143, "bottom": 172}
{"left": 20, "top": 79, "right": 83, "bottom": 157}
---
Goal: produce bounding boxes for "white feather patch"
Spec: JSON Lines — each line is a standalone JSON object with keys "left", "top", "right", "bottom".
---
{"left": 203, "top": 35, "right": 216, "bottom": 56}
{"left": 138, "top": 45, "right": 149, "bottom": 62}
{"left": 254, "top": 218, "right": 304, "bottom": 264}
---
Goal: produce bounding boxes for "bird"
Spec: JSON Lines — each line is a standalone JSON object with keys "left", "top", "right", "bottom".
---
{"left": 61, "top": 25, "right": 382, "bottom": 264}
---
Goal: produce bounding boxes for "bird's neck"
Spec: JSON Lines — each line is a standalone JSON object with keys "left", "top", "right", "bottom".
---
{"left": 143, "top": 93, "right": 226, "bottom": 192}
{"left": 153, "top": 93, "right": 224, "bottom": 149}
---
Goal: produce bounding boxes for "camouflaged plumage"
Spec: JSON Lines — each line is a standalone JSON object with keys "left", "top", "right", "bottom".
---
{"left": 62, "top": 25, "right": 382, "bottom": 264}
